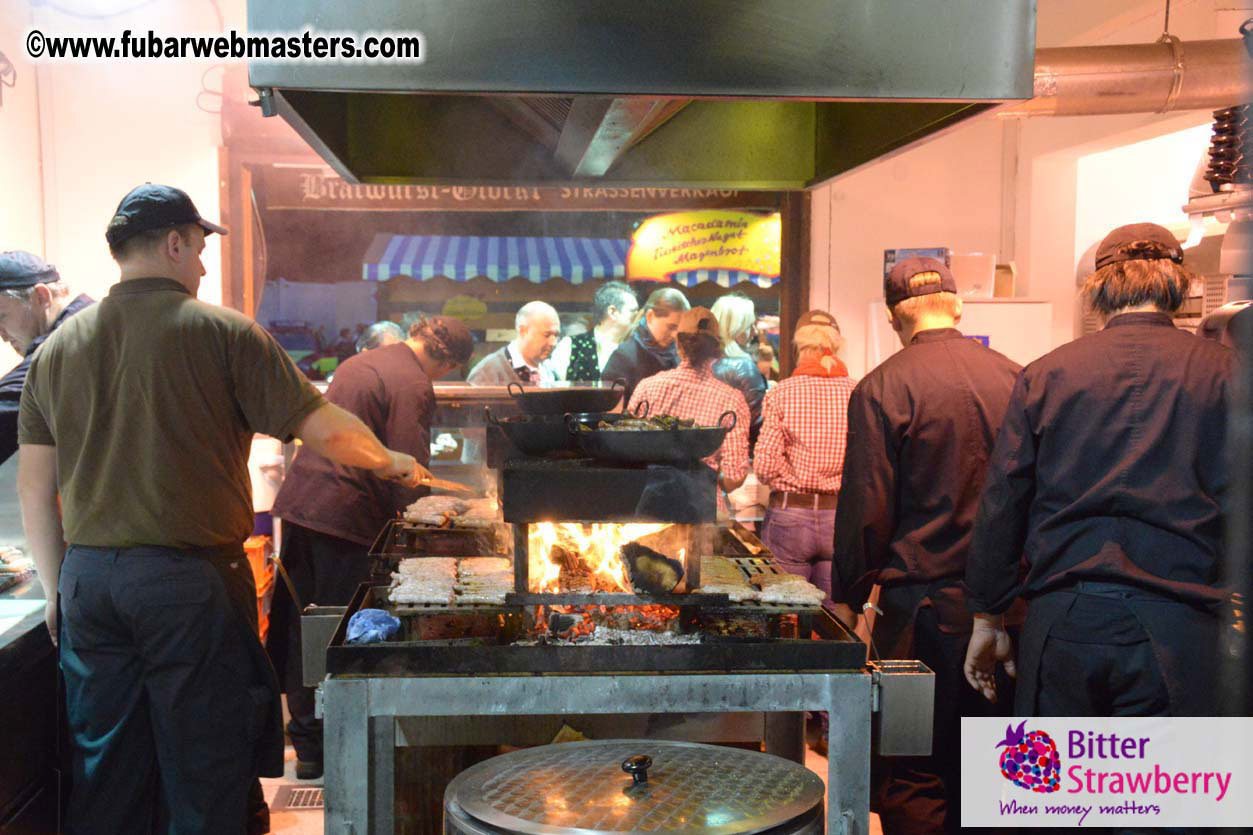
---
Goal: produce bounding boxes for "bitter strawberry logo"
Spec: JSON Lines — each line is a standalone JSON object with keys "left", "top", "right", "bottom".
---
{"left": 996, "top": 720, "right": 1061, "bottom": 793}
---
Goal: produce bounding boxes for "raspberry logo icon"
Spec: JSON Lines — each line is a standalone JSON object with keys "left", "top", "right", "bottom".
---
{"left": 996, "top": 720, "right": 1060, "bottom": 793}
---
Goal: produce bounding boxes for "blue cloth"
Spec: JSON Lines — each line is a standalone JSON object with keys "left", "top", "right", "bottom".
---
{"left": 346, "top": 608, "right": 401, "bottom": 644}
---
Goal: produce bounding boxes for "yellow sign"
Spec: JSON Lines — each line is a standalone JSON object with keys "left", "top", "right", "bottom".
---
{"left": 441, "top": 294, "right": 488, "bottom": 322}
{"left": 627, "top": 210, "right": 780, "bottom": 280}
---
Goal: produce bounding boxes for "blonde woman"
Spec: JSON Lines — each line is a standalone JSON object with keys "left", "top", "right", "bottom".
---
{"left": 754, "top": 310, "right": 855, "bottom": 611}
{"left": 710, "top": 293, "right": 767, "bottom": 447}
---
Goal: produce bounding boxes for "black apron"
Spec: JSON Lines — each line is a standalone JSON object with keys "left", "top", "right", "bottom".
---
{"left": 205, "top": 549, "right": 287, "bottom": 778}
{"left": 1015, "top": 585, "right": 1224, "bottom": 717}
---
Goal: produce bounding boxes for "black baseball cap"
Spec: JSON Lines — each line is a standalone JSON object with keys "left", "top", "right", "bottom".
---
{"left": 0, "top": 251, "right": 60, "bottom": 290}
{"left": 105, "top": 184, "right": 228, "bottom": 249}
{"left": 1094, "top": 223, "right": 1183, "bottom": 270}
{"left": 884, "top": 256, "right": 957, "bottom": 307}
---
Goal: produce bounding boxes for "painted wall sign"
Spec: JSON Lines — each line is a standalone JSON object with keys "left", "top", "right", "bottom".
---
{"left": 261, "top": 169, "right": 783, "bottom": 212}
{"left": 626, "top": 210, "right": 781, "bottom": 281}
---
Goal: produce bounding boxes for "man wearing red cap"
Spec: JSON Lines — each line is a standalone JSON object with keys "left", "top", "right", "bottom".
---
{"left": 965, "top": 223, "right": 1236, "bottom": 718}
{"left": 834, "top": 256, "right": 1021, "bottom": 832}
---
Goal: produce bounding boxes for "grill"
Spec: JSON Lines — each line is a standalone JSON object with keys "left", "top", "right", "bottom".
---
{"left": 321, "top": 458, "right": 929, "bottom": 835}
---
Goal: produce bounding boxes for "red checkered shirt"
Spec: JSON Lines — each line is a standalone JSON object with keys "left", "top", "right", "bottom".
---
{"left": 628, "top": 363, "right": 750, "bottom": 485}
{"left": 755, "top": 373, "right": 858, "bottom": 494}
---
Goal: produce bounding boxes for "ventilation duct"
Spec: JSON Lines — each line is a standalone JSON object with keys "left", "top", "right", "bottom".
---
{"left": 1000, "top": 38, "right": 1251, "bottom": 118}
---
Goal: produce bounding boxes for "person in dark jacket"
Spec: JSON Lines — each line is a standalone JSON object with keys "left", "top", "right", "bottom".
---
{"left": 711, "top": 293, "right": 768, "bottom": 448}
{"left": 0, "top": 251, "right": 94, "bottom": 463}
{"left": 270, "top": 316, "right": 474, "bottom": 778}
{"left": 601, "top": 286, "right": 689, "bottom": 404}
{"left": 965, "top": 222, "right": 1236, "bottom": 719}
{"left": 564, "top": 280, "right": 639, "bottom": 382}
{"left": 833, "top": 256, "right": 1021, "bottom": 834}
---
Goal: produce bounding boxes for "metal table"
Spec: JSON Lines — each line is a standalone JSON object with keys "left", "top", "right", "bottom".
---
{"left": 321, "top": 669, "right": 874, "bottom": 835}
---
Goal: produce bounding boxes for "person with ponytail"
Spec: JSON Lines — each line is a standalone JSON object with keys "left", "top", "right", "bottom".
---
{"left": 754, "top": 310, "right": 854, "bottom": 613}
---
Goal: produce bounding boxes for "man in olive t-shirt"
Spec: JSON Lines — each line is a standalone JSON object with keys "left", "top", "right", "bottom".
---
{"left": 17, "top": 184, "right": 429, "bottom": 835}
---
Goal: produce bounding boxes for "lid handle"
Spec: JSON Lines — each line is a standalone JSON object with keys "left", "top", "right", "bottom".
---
{"left": 621, "top": 754, "right": 652, "bottom": 784}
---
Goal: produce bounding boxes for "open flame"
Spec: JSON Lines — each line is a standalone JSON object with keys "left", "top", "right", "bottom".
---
{"left": 528, "top": 522, "right": 671, "bottom": 593}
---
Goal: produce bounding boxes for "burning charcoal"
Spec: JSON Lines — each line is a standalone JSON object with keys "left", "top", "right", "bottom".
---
{"left": 620, "top": 543, "right": 684, "bottom": 595}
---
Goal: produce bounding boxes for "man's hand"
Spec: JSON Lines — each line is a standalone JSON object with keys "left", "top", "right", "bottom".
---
{"left": 964, "top": 613, "right": 1015, "bottom": 702}
{"left": 373, "top": 451, "right": 432, "bottom": 488}
{"left": 44, "top": 598, "right": 58, "bottom": 648}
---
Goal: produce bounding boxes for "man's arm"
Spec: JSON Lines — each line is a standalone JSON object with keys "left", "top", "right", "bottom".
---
{"left": 295, "top": 402, "right": 430, "bottom": 486}
{"left": 716, "top": 394, "right": 752, "bottom": 493}
{"left": 964, "top": 373, "right": 1038, "bottom": 701}
{"left": 18, "top": 444, "right": 64, "bottom": 645}
{"left": 965, "top": 373, "right": 1037, "bottom": 615}
{"left": 832, "top": 381, "right": 898, "bottom": 610}
{"left": 752, "top": 390, "right": 785, "bottom": 485}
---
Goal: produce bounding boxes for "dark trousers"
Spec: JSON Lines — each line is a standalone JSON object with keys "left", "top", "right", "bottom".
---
{"left": 58, "top": 545, "right": 267, "bottom": 835}
{"left": 873, "top": 606, "right": 1015, "bottom": 835}
{"left": 1037, "top": 637, "right": 1170, "bottom": 716}
{"left": 269, "top": 522, "right": 372, "bottom": 763}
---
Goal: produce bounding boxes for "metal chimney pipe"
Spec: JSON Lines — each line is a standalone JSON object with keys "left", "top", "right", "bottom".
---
{"left": 1000, "top": 38, "right": 1252, "bottom": 117}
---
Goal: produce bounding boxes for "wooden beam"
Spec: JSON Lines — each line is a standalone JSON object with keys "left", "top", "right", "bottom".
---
{"left": 778, "top": 191, "right": 811, "bottom": 378}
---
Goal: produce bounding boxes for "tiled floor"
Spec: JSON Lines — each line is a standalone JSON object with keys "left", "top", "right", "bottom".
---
{"left": 260, "top": 744, "right": 883, "bottom": 835}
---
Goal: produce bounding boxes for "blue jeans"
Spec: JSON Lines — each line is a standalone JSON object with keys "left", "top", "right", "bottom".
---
{"left": 58, "top": 545, "right": 266, "bottom": 834}
{"left": 760, "top": 505, "right": 837, "bottom": 608}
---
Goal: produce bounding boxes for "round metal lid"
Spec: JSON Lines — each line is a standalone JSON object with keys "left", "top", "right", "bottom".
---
{"left": 445, "top": 740, "right": 825, "bottom": 835}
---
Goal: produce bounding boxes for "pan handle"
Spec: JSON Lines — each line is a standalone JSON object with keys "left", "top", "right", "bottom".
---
{"left": 507, "top": 381, "right": 526, "bottom": 399}
{"left": 718, "top": 410, "right": 738, "bottom": 431}
{"left": 484, "top": 406, "right": 501, "bottom": 426}
{"left": 631, "top": 398, "right": 650, "bottom": 418}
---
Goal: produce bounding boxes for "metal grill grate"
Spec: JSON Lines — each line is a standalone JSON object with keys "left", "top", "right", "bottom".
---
{"left": 271, "top": 785, "right": 324, "bottom": 811}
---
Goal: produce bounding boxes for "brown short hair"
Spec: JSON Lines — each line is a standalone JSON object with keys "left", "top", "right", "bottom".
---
{"left": 409, "top": 315, "right": 475, "bottom": 365}
{"left": 1082, "top": 258, "right": 1193, "bottom": 317}
{"left": 108, "top": 223, "right": 198, "bottom": 261}
{"left": 676, "top": 332, "right": 722, "bottom": 366}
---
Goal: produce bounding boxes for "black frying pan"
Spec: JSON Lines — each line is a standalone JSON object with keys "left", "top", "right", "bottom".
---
{"left": 485, "top": 407, "right": 577, "bottom": 456}
{"left": 507, "top": 380, "right": 625, "bottom": 415}
{"left": 569, "top": 409, "right": 737, "bottom": 465}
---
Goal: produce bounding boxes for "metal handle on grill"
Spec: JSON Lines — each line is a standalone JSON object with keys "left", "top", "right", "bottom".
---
{"left": 621, "top": 754, "right": 652, "bottom": 784}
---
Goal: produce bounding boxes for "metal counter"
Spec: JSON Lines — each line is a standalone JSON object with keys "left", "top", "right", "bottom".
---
{"left": 320, "top": 669, "right": 874, "bottom": 835}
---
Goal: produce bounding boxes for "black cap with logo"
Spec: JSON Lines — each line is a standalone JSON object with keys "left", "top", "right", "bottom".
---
{"left": 884, "top": 256, "right": 958, "bottom": 307}
{"left": 0, "top": 251, "right": 61, "bottom": 290}
{"left": 105, "top": 184, "right": 228, "bottom": 249}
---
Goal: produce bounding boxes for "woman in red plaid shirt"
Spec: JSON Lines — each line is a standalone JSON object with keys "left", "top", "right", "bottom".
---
{"left": 628, "top": 307, "right": 750, "bottom": 516}
{"left": 754, "top": 310, "right": 856, "bottom": 611}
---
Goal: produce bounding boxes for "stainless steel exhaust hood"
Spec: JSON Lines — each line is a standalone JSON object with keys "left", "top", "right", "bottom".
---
{"left": 246, "top": 0, "right": 1035, "bottom": 188}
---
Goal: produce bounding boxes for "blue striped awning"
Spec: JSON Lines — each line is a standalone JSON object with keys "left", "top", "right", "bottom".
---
{"left": 670, "top": 270, "right": 779, "bottom": 289}
{"left": 362, "top": 234, "right": 630, "bottom": 283}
